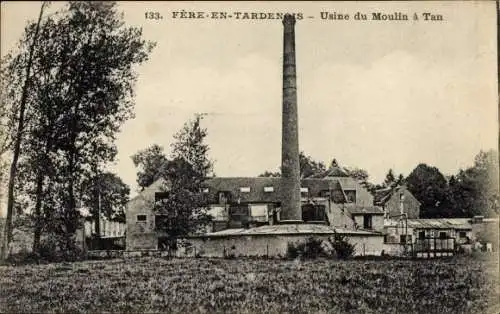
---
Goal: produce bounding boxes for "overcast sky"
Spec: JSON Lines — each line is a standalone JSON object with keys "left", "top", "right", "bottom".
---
{"left": 1, "top": 1, "right": 498, "bottom": 201}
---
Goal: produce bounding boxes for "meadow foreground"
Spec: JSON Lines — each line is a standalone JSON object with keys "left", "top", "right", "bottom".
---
{"left": 1, "top": 256, "right": 498, "bottom": 313}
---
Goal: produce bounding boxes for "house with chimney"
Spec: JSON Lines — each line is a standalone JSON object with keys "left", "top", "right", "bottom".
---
{"left": 125, "top": 174, "right": 384, "bottom": 252}
{"left": 374, "top": 184, "right": 421, "bottom": 219}
{"left": 125, "top": 14, "right": 386, "bottom": 257}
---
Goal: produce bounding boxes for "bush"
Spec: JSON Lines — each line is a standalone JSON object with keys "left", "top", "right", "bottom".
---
{"left": 36, "top": 238, "right": 84, "bottom": 263}
{"left": 327, "top": 233, "right": 356, "bottom": 259}
{"left": 287, "top": 235, "right": 356, "bottom": 260}
{"left": 4, "top": 250, "right": 40, "bottom": 265}
{"left": 286, "top": 237, "right": 327, "bottom": 259}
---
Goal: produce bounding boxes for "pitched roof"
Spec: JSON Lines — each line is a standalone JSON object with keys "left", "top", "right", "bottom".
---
{"left": 308, "top": 165, "right": 350, "bottom": 178}
{"left": 202, "top": 177, "right": 347, "bottom": 203}
{"left": 374, "top": 185, "right": 420, "bottom": 206}
{"left": 373, "top": 187, "right": 393, "bottom": 205}
{"left": 187, "top": 223, "right": 382, "bottom": 238}
{"left": 138, "top": 176, "right": 355, "bottom": 204}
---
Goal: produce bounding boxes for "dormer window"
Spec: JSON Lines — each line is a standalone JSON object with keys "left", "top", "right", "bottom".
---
{"left": 218, "top": 191, "right": 230, "bottom": 204}
{"left": 264, "top": 186, "right": 274, "bottom": 192}
{"left": 240, "top": 187, "right": 251, "bottom": 193}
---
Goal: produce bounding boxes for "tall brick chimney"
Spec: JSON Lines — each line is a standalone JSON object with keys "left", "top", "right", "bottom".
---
{"left": 280, "top": 14, "right": 302, "bottom": 223}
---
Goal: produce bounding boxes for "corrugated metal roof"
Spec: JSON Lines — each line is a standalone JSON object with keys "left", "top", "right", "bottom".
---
{"left": 189, "top": 223, "right": 382, "bottom": 238}
{"left": 406, "top": 218, "right": 472, "bottom": 230}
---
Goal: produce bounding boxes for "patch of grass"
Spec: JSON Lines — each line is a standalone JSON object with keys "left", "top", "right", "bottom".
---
{"left": 0, "top": 256, "right": 498, "bottom": 313}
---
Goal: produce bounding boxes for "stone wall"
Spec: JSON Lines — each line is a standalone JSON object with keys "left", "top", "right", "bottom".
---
{"left": 177, "top": 233, "right": 384, "bottom": 258}
{"left": 385, "top": 187, "right": 420, "bottom": 219}
{"left": 126, "top": 193, "right": 157, "bottom": 250}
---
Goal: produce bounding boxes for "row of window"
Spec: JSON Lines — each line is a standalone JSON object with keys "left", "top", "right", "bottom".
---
{"left": 208, "top": 186, "right": 357, "bottom": 195}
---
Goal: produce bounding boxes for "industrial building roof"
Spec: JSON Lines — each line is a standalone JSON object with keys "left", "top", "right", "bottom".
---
{"left": 188, "top": 223, "right": 382, "bottom": 238}
{"left": 405, "top": 218, "right": 472, "bottom": 230}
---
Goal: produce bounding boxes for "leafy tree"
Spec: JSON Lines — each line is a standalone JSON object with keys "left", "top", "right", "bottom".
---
{"left": 155, "top": 115, "right": 213, "bottom": 252}
{"left": 406, "top": 164, "right": 452, "bottom": 218}
{"left": 259, "top": 151, "right": 326, "bottom": 178}
{"left": 1, "top": 2, "right": 47, "bottom": 259}
{"left": 451, "top": 150, "right": 499, "bottom": 217}
{"left": 345, "top": 168, "right": 369, "bottom": 182}
{"left": 2, "top": 1, "right": 155, "bottom": 256}
{"left": 81, "top": 171, "right": 130, "bottom": 229}
{"left": 131, "top": 144, "right": 169, "bottom": 190}
{"left": 396, "top": 173, "right": 405, "bottom": 185}
{"left": 299, "top": 152, "right": 326, "bottom": 178}
{"left": 383, "top": 169, "right": 396, "bottom": 187}
{"left": 171, "top": 114, "right": 213, "bottom": 177}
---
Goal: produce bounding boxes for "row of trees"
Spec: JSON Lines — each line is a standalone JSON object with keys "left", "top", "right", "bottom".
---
{"left": 1, "top": 2, "right": 154, "bottom": 259}
{"left": 406, "top": 150, "right": 499, "bottom": 218}
{"left": 259, "top": 150, "right": 499, "bottom": 218}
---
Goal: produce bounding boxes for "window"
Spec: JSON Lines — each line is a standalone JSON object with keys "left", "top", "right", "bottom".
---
{"left": 250, "top": 205, "right": 268, "bottom": 222}
{"left": 400, "top": 234, "right": 407, "bottom": 243}
{"left": 155, "top": 192, "right": 169, "bottom": 202}
{"left": 218, "top": 191, "right": 230, "bottom": 204}
{"left": 363, "top": 215, "right": 372, "bottom": 229}
{"left": 439, "top": 232, "right": 448, "bottom": 239}
{"left": 459, "top": 231, "right": 467, "bottom": 238}
{"left": 344, "top": 190, "right": 357, "bottom": 203}
{"left": 320, "top": 190, "right": 331, "bottom": 197}
{"left": 418, "top": 231, "right": 425, "bottom": 240}
{"left": 136, "top": 215, "right": 147, "bottom": 223}
{"left": 240, "top": 187, "right": 251, "bottom": 193}
{"left": 264, "top": 186, "right": 274, "bottom": 192}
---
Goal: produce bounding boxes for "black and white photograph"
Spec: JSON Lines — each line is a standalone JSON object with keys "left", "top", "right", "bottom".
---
{"left": 0, "top": 1, "right": 499, "bottom": 313}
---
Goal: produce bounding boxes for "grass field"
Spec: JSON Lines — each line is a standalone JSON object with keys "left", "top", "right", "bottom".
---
{"left": 1, "top": 256, "right": 499, "bottom": 313}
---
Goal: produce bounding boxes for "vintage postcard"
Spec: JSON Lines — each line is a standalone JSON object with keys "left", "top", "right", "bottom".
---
{"left": 0, "top": 1, "right": 498, "bottom": 313}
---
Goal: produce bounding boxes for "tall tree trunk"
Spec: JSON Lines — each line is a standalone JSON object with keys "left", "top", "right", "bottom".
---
{"left": 1, "top": 2, "right": 46, "bottom": 260}
{"left": 32, "top": 170, "right": 44, "bottom": 254}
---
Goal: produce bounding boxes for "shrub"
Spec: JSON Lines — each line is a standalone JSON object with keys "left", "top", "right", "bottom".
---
{"left": 4, "top": 250, "right": 40, "bottom": 265}
{"left": 37, "top": 238, "right": 84, "bottom": 263}
{"left": 327, "top": 233, "right": 356, "bottom": 259}
{"left": 286, "top": 237, "right": 327, "bottom": 259}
